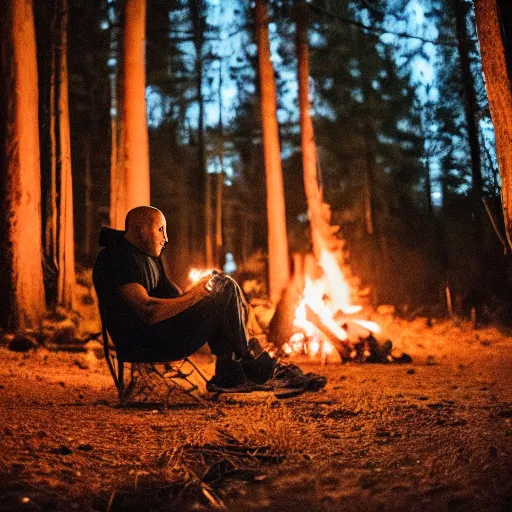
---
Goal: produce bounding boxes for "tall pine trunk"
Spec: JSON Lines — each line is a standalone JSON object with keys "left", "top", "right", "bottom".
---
{"left": 123, "top": 0, "right": 150, "bottom": 213}
{"left": 255, "top": 0, "right": 290, "bottom": 303}
{"left": 0, "top": 0, "right": 46, "bottom": 329}
{"left": 474, "top": 0, "right": 512, "bottom": 249}
{"left": 189, "top": 0, "right": 209, "bottom": 266}
{"left": 296, "top": 0, "right": 327, "bottom": 259}
{"left": 55, "top": 0, "right": 75, "bottom": 310}
{"left": 453, "top": 0, "right": 484, "bottom": 266}
{"left": 109, "top": 1, "right": 125, "bottom": 229}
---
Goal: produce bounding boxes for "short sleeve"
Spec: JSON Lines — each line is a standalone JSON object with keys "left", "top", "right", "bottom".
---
{"left": 108, "top": 248, "right": 144, "bottom": 289}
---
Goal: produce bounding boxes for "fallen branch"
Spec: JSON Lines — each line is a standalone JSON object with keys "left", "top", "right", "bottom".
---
{"left": 304, "top": 304, "right": 350, "bottom": 359}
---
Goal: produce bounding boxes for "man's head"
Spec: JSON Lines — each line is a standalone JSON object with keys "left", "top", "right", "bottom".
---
{"left": 124, "top": 206, "right": 168, "bottom": 257}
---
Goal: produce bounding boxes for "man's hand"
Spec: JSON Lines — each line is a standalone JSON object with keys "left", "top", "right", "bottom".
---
{"left": 187, "top": 275, "right": 216, "bottom": 299}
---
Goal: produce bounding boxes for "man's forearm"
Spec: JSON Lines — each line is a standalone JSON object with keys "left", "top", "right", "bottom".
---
{"left": 145, "top": 292, "right": 202, "bottom": 324}
{"left": 117, "top": 282, "right": 208, "bottom": 325}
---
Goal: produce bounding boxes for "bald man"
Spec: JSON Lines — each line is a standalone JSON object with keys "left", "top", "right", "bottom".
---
{"left": 93, "top": 206, "right": 275, "bottom": 392}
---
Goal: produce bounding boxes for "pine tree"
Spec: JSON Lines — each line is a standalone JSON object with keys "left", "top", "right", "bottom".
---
{"left": 0, "top": 0, "right": 46, "bottom": 329}
{"left": 255, "top": 0, "right": 290, "bottom": 303}
{"left": 475, "top": 0, "right": 512, "bottom": 249}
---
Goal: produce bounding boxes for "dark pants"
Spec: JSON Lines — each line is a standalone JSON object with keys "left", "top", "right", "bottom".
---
{"left": 144, "top": 275, "right": 250, "bottom": 361}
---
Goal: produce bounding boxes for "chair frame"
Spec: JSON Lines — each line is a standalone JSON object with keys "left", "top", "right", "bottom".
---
{"left": 100, "top": 310, "right": 208, "bottom": 406}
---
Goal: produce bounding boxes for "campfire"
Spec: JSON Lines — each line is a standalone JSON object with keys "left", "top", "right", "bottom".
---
{"left": 279, "top": 250, "right": 388, "bottom": 363}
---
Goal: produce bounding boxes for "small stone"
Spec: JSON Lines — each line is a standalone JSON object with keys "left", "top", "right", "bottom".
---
{"left": 407, "top": 369, "right": 416, "bottom": 375}
{"left": 53, "top": 445, "right": 73, "bottom": 455}
{"left": 77, "top": 444, "right": 93, "bottom": 451}
{"left": 9, "top": 333, "right": 38, "bottom": 352}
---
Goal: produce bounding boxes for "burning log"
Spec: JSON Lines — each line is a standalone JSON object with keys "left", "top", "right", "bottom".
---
{"left": 304, "top": 304, "right": 350, "bottom": 359}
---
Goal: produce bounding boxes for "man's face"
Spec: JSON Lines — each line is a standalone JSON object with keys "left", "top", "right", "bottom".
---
{"left": 140, "top": 212, "right": 168, "bottom": 257}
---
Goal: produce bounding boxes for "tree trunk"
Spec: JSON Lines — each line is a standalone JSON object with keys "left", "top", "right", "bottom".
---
{"left": 474, "top": 0, "right": 512, "bottom": 249}
{"left": 255, "top": 0, "right": 290, "bottom": 303}
{"left": 453, "top": 0, "right": 484, "bottom": 259}
{"left": 296, "top": 1, "right": 326, "bottom": 259}
{"left": 205, "top": 171, "right": 213, "bottom": 267}
{"left": 189, "top": 0, "right": 208, "bottom": 265}
{"left": 123, "top": 0, "right": 150, "bottom": 213}
{"left": 0, "top": 0, "right": 46, "bottom": 329}
{"left": 54, "top": 0, "right": 76, "bottom": 311}
{"left": 215, "top": 61, "right": 224, "bottom": 268}
{"left": 46, "top": 6, "right": 58, "bottom": 269}
{"left": 84, "top": 138, "right": 92, "bottom": 257}
{"left": 215, "top": 171, "right": 223, "bottom": 267}
{"left": 109, "top": 1, "right": 125, "bottom": 229}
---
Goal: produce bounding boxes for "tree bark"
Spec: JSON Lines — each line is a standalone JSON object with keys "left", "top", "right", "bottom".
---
{"left": 255, "top": 0, "right": 290, "bottom": 303}
{"left": 474, "top": 0, "right": 512, "bottom": 249}
{"left": 189, "top": 0, "right": 208, "bottom": 265}
{"left": 46, "top": 6, "right": 58, "bottom": 269}
{"left": 0, "top": 0, "right": 46, "bottom": 329}
{"left": 109, "top": 1, "right": 125, "bottom": 229}
{"left": 205, "top": 171, "right": 213, "bottom": 267}
{"left": 55, "top": 0, "right": 76, "bottom": 311}
{"left": 215, "top": 61, "right": 224, "bottom": 268}
{"left": 123, "top": 0, "right": 150, "bottom": 213}
{"left": 453, "top": 0, "right": 484, "bottom": 258}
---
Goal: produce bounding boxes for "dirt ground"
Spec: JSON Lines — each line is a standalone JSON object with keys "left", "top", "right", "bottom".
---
{"left": 1, "top": 318, "right": 512, "bottom": 512}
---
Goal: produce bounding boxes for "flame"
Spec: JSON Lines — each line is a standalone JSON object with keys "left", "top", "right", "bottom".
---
{"left": 309, "top": 339, "right": 320, "bottom": 356}
{"left": 352, "top": 319, "right": 381, "bottom": 334}
{"left": 318, "top": 250, "right": 362, "bottom": 315}
{"left": 286, "top": 249, "right": 382, "bottom": 359}
{"left": 323, "top": 341, "right": 334, "bottom": 355}
{"left": 189, "top": 268, "right": 215, "bottom": 283}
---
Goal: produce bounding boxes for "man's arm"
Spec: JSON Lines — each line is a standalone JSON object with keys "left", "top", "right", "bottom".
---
{"left": 117, "top": 279, "right": 211, "bottom": 325}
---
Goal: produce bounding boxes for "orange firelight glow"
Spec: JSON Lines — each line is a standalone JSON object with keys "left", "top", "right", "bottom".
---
{"left": 188, "top": 268, "right": 215, "bottom": 283}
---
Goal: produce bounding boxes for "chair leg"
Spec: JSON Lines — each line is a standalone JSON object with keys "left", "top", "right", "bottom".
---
{"left": 118, "top": 360, "right": 125, "bottom": 402}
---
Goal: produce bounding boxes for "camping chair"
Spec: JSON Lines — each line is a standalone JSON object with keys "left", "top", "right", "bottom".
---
{"left": 100, "top": 309, "right": 208, "bottom": 407}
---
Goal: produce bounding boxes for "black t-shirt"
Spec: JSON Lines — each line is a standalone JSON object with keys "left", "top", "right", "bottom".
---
{"left": 93, "top": 231, "right": 181, "bottom": 354}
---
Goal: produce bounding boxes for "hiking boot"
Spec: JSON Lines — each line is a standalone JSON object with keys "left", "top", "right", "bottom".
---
{"left": 210, "top": 353, "right": 245, "bottom": 389}
{"left": 242, "top": 351, "right": 276, "bottom": 384}
{"left": 270, "top": 361, "right": 327, "bottom": 391}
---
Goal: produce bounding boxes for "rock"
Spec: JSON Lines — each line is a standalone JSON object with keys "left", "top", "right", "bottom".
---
{"left": 8, "top": 333, "right": 38, "bottom": 352}
{"left": 52, "top": 319, "right": 77, "bottom": 345}
{"left": 53, "top": 445, "right": 73, "bottom": 455}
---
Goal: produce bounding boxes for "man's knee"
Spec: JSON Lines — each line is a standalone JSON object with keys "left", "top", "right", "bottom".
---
{"left": 212, "top": 275, "right": 236, "bottom": 297}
